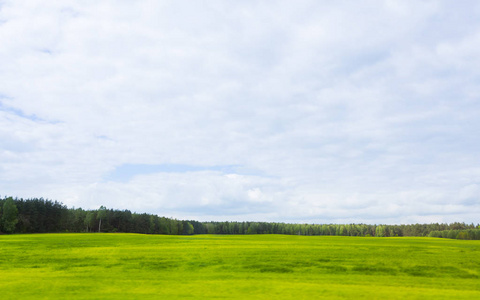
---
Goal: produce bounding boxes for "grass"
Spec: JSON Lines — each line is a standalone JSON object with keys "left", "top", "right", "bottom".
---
{"left": 0, "top": 233, "right": 479, "bottom": 299}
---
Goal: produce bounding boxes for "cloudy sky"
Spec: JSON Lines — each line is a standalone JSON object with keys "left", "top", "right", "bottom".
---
{"left": 1, "top": 1, "right": 479, "bottom": 224}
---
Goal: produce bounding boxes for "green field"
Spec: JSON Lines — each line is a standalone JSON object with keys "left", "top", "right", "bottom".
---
{"left": 0, "top": 234, "right": 479, "bottom": 299}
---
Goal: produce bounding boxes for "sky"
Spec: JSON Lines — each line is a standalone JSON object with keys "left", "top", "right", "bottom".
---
{"left": 1, "top": 1, "right": 479, "bottom": 224}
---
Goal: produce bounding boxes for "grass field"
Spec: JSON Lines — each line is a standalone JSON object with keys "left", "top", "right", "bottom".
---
{"left": 0, "top": 234, "right": 479, "bottom": 299}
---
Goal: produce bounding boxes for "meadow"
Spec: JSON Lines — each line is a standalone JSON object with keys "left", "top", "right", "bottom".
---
{"left": 0, "top": 234, "right": 479, "bottom": 299}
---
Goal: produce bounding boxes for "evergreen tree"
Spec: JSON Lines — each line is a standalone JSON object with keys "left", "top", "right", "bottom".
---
{"left": 2, "top": 197, "right": 18, "bottom": 233}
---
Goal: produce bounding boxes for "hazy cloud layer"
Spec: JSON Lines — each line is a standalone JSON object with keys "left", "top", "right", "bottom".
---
{"left": 1, "top": 1, "right": 479, "bottom": 223}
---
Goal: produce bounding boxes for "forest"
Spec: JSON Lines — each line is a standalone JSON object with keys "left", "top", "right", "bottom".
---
{"left": 1, "top": 196, "right": 479, "bottom": 239}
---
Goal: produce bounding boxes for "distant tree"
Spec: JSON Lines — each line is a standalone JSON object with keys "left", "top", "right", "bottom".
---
{"left": 205, "top": 222, "right": 215, "bottom": 234}
{"left": 85, "top": 211, "right": 95, "bottom": 232}
{"left": 183, "top": 222, "right": 194, "bottom": 235}
{"left": 132, "top": 213, "right": 150, "bottom": 234}
{"left": 149, "top": 215, "right": 158, "bottom": 234}
{"left": 2, "top": 197, "right": 18, "bottom": 233}
{"left": 97, "top": 206, "right": 107, "bottom": 232}
{"left": 71, "top": 208, "right": 86, "bottom": 232}
{"left": 375, "top": 225, "right": 385, "bottom": 237}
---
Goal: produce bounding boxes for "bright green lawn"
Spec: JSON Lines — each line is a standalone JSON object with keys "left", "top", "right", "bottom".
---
{"left": 0, "top": 234, "right": 479, "bottom": 299}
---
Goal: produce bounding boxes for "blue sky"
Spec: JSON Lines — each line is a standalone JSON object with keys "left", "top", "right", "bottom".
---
{"left": 105, "top": 164, "right": 240, "bottom": 182}
{"left": 1, "top": 1, "right": 479, "bottom": 224}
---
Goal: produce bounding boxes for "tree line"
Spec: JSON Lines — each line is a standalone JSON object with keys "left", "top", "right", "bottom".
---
{"left": 0, "top": 197, "right": 193, "bottom": 235}
{"left": 1, "top": 196, "right": 478, "bottom": 239}
{"left": 191, "top": 220, "right": 479, "bottom": 239}
{"left": 428, "top": 229, "right": 480, "bottom": 240}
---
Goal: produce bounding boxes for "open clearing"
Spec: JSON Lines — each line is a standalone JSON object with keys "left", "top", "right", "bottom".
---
{"left": 0, "top": 234, "right": 479, "bottom": 299}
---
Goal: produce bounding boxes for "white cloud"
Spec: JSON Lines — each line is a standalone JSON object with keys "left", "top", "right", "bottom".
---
{"left": 1, "top": 1, "right": 480, "bottom": 224}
